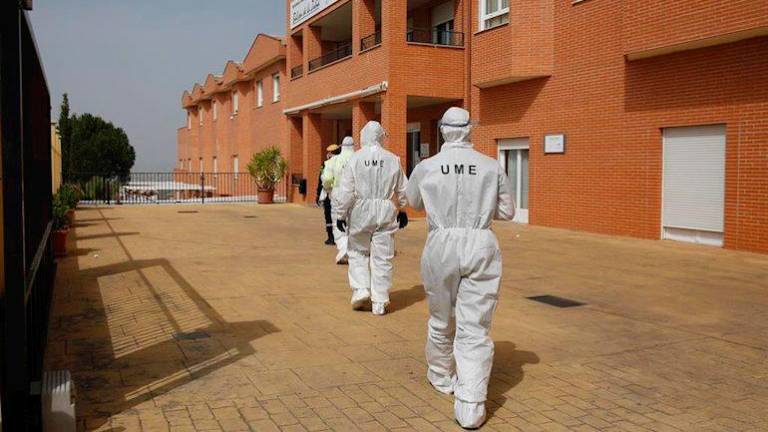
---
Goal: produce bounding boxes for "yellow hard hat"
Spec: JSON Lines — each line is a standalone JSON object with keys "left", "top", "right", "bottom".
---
{"left": 326, "top": 144, "right": 340, "bottom": 152}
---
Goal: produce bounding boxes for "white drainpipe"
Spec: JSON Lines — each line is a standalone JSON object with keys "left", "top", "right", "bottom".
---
{"left": 282, "top": 81, "right": 388, "bottom": 116}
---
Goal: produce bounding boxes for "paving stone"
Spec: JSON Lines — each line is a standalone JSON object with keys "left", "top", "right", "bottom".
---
{"left": 44, "top": 205, "right": 768, "bottom": 432}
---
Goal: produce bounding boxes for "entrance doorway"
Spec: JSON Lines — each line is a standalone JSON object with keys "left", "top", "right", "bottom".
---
{"left": 407, "top": 122, "right": 421, "bottom": 175}
{"left": 498, "top": 138, "right": 529, "bottom": 223}
{"left": 662, "top": 125, "right": 725, "bottom": 246}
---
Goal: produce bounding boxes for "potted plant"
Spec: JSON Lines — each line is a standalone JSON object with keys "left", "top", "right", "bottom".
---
{"left": 52, "top": 193, "right": 70, "bottom": 257}
{"left": 246, "top": 146, "right": 287, "bottom": 204}
{"left": 59, "top": 183, "right": 80, "bottom": 225}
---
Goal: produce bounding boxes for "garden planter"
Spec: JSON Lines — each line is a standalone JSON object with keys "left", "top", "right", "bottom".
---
{"left": 258, "top": 188, "right": 275, "bottom": 204}
{"left": 53, "top": 228, "right": 69, "bottom": 257}
{"left": 66, "top": 209, "right": 75, "bottom": 226}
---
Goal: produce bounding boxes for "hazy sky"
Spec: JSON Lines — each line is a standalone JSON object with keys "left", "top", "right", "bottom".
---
{"left": 30, "top": 1, "right": 285, "bottom": 171}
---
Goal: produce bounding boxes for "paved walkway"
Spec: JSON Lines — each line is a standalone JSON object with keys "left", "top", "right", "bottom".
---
{"left": 46, "top": 204, "right": 768, "bottom": 432}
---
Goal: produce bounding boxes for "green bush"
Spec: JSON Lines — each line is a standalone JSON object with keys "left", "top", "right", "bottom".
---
{"left": 80, "top": 176, "right": 120, "bottom": 201}
{"left": 52, "top": 193, "right": 70, "bottom": 231}
{"left": 247, "top": 147, "right": 287, "bottom": 190}
{"left": 58, "top": 183, "right": 80, "bottom": 209}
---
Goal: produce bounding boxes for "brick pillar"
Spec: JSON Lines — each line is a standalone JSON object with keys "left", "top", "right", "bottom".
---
{"left": 302, "top": 112, "right": 323, "bottom": 204}
{"left": 289, "top": 33, "right": 303, "bottom": 78}
{"left": 354, "top": 0, "right": 377, "bottom": 54}
{"left": 352, "top": 100, "right": 376, "bottom": 147}
{"left": 305, "top": 26, "right": 323, "bottom": 72}
{"left": 381, "top": 91, "right": 407, "bottom": 172}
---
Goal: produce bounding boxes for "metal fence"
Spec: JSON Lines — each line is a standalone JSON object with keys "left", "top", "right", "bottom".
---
{"left": 406, "top": 28, "right": 465, "bottom": 47}
{"left": 1, "top": 4, "right": 58, "bottom": 430}
{"left": 308, "top": 42, "right": 353, "bottom": 71}
{"left": 73, "top": 172, "right": 290, "bottom": 205}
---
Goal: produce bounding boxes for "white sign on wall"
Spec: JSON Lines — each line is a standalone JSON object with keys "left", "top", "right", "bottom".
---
{"left": 544, "top": 133, "right": 566, "bottom": 154}
{"left": 291, "top": 0, "right": 340, "bottom": 29}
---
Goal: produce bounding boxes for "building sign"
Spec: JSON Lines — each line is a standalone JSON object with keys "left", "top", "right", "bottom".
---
{"left": 291, "top": 0, "right": 339, "bottom": 29}
{"left": 544, "top": 133, "right": 566, "bottom": 154}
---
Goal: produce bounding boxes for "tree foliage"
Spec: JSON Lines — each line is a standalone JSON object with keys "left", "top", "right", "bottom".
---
{"left": 69, "top": 113, "right": 136, "bottom": 182}
{"left": 58, "top": 93, "right": 72, "bottom": 181}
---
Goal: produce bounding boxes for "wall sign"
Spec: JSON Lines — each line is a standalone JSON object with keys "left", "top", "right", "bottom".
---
{"left": 291, "top": 0, "right": 340, "bottom": 29}
{"left": 544, "top": 133, "right": 566, "bottom": 154}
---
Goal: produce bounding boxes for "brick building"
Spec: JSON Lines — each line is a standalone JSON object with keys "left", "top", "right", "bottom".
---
{"left": 178, "top": 0, "right": 768, "bottom": 253}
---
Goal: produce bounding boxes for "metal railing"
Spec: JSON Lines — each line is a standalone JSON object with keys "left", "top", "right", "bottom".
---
{"left": 406, "top": 28, "right": 464, "bottom": 47}
{"left": 291, "top": 64, "right": 303, "bottom": 79}
{"left": 360, "top": 31, "right": 382, "bottom": 51}
{"left": 308, "top": 42, "right": 353, "bottom": 71}
{"left": 73, "top": 172, "right": 290, "bottom": 205}
{"left": 1, "top": 4, "right": 58, "bottom": 430}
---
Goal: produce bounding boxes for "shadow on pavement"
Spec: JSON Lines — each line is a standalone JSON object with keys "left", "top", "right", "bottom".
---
{"left": 46, "top": 207, "right": 280, "bottom": 431}
{"left": 388, "top": 284, "right": 426, "bottom": 313}
{"left": 488, "top": 341, "right": 540, "bottom": 415}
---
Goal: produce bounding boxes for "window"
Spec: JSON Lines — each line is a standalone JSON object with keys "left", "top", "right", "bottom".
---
{"left": 434, "top": 20, "right": 454, "bottom": 45}
{"left": 256, "top": 81, "right": 263, "bottom": 107}
{"left": 480, "top": 0, "right": 509, "bottom": 30}
{"left": 232, "top": 90, "right": 239, "bottom": 114}
{"left": 212, "top": 100, "right": 218, "bottom": 121}
{"left": 187, "top": 112, "right": 191, "bottom": 129}
{"left": 187, "top": 158, "right": 192, "bottom": 171}
{"left": 198, "top": 106, "right": 204, "bottom": 125}
{"left": 272, "top": 73, "right": 280, "bottom": 102}
{"left": 213, "top": 156, "right": 218, "bottom": 174}
{"left": 179, "top": 159, "right": 184, "bottom": 170}
{"left": 233, "top": 155, "right": 239, "bottom": 179}
{"left": 199, "top": 157, "right": 204, "bottom": 173}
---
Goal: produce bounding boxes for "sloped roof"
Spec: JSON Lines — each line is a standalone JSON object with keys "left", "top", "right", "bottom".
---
{"left": 242, "top": 33, "right": 286, "bottom": 75}
{"left": 181, "top": 90, "right": 194, "bottom": 108}
{"left": 221, "top": 61, "right": 246, "bottom": 87}
{"left": 201, "top": 73, "right": 222, "bottom": 98}
{"left": 190, "top": 83, "right": 205, "bottom": 104}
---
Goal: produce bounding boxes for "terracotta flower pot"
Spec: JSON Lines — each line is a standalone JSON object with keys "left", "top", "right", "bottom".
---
{"left": 257, "top": 188, "right": 275, "bottom": 204}
{"left": 53, "top": 228, "right": 69, "bottom": 257}
{"left": 66, "top": 209, "right": 75, "bottom": 226}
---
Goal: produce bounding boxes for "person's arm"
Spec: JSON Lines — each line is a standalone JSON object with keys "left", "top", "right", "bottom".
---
{"left": 332, "top": 158, "right": 356, "bottom": 220}
{"left": 316, "top": 168, "right": 323, "bottom": 202}
{"left": 405, "top": 164, "right": 424, "bottom": 211}
{"left": 394, "top": 158, "right": 408, "bottom": 210}
{"left": 495, "top": 165, "right": 516, "bottom": 221}
{"left": 321, "top": 159, "right": 334, "bottom": 191}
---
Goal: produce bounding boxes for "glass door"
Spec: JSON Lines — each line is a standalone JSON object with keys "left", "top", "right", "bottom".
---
{"left": 498, "top": 139, "right": 529, "bottom": 223}
{"left": 407, "top": 123, "right": 421, "bottom": 176}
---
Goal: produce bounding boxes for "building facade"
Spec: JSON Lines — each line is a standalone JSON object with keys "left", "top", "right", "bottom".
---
{"left": 179, "top": 0, "right": 768, "bottom": 253}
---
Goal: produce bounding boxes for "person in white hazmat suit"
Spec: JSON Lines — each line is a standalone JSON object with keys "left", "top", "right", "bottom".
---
{"left": 406, "top": 107, "right": 515, "bottom": 429}
{"left": 333, "top": 121, "right": 409, "bottom": 315}
{"left": 322, "top": 136, "right": 355, "bottom": 264}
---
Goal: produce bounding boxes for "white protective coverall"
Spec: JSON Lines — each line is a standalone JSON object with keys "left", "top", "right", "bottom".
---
{"left": 322, "top": 137, "right": 355, "bottom": 263}
{"left": 405, "top": 107, "right": 515, "bottom": 429}
{"left": 332, "top": 121, "right": 408, "bottom": 314}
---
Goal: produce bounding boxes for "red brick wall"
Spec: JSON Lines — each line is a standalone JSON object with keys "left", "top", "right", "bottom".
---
{"left": 623, "top": 0, "right": 768, "bottom": 55}
{"left": 471, "top": 0, "right": 553, "bottom": 87}
{"left": 471, "top": 0, "right": 768, "bottom": 253}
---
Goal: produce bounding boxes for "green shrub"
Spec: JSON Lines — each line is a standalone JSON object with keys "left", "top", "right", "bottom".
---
{"left": 52, "top": 193, "right": 70, "bottom": 230}
{"left": 58, "top": 183, "right": 80, "bottom": 209}
{"left": 247, "top": 147, "right": 287, "bottom": 190}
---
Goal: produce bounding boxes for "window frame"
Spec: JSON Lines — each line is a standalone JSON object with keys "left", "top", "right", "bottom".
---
{"left": 256, "top": 80, "right": 264, "bottom": 107}
{"left": 198, "top": 106, "right": 204, "bottom": 126}
{"left": 272, "top": 73, "right": 280, "bottom": 102}
{"left": 480, "top": 0, "right": 510, "bottom": 31}
{"left": 232, "top": 90, "right": 239, "bottom": 114}
{"left": 212, "top": 99, "right": 218, "bottom": 121}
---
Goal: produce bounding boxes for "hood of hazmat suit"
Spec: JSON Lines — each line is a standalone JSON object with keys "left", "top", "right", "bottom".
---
{"left": 332, "top": 121, "right": 408, "bottom": 305}
{"left": 322, "top": 136, "right": 355, "bottom": 191}
{"left": 405, "top": 107, "right": 515, "bottom": 429}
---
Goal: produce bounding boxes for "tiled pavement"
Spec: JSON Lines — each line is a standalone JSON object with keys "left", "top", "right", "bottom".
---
{"left": 45, "top": 204, "right": 768, "bottom": 431}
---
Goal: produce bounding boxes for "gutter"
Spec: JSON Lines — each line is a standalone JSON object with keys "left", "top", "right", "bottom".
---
{"left": 283, "top": 81, "right": 388, "bottom": 116}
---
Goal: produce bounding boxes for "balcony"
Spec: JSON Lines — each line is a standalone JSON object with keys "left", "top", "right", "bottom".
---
{"left": 308, "top": 42, "right": 353, "bottom": 72}
{"left": 360, "top": 31, "right": 382, "bottom": 51}
{"left": 406, "top": 28, "right": 464, "bottom": 47}
{"left": 291, "top": 64, "right": 303, "bottom": 79}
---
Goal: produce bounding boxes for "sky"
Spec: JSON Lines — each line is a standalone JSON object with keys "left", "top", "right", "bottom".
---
{"left": 30, "top": 1, "right": 285, "bottom": 171}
